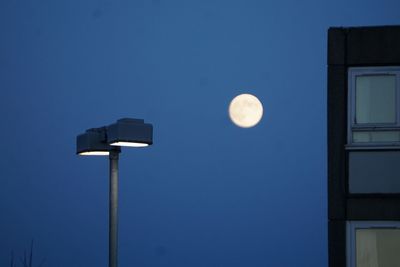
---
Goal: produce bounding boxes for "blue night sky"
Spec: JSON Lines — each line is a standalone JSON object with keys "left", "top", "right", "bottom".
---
{"left": 1, "top": 0, "right": 399, "bottom": 266}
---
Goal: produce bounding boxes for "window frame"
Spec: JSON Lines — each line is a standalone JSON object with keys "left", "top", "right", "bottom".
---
{"left": 347, "top": 221, "right": 400, "bottom": 267}
{"left": 347, "top": 66, "right": 400, "bottom": 148}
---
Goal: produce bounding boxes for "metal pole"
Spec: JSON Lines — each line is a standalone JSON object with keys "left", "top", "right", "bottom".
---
{"left": 109, "top": 150, "right": 119, "bottom": 267}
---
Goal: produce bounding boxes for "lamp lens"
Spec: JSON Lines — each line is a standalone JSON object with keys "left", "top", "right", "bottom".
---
{"left": 110, "top": 141, "right": 149, "bottom": 147}
{"left": 79, "top": 151, "right": 110, "bottom": 156}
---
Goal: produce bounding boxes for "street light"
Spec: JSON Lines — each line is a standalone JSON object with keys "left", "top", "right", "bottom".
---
{"left": 76, "top": 118, "right": 153, "bottom": 267}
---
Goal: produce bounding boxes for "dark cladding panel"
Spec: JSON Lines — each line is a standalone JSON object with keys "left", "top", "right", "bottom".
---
{"left": 328, "top": 66, "right": 347, "bottom": 219}
{"left": 349, "top": 151, "right": 400, "bottom": 193}
{"left": 328, "top": 28, "right": 346, "bottom": 65}
{"left": 347, "top": 198, "right": 400, "bottom": 220}
{"left": 347, "top": 26, "right": 400, "bottom": 65}
{"left": 328, "top": 220, "right": 346, "bottom": 267}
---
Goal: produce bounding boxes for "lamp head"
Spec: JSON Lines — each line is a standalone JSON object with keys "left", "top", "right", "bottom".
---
{"left": 76, "top": 127, "right": 119, "bottom": 156}
{"left": 107, "top": 118, "right": 153, "bottom": 147}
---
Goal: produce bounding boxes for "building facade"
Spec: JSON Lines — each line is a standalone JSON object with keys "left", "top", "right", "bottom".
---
{"left": 328, "top": 26, "right": 400, "bottom": 267}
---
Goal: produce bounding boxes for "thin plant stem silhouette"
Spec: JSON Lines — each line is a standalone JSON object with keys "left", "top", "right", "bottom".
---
{"left": 11, "top": 240, "right": 46, "bottom": 267}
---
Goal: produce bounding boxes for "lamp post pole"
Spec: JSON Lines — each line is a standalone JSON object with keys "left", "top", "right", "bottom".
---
{"left": 77, "top": 118, "right": 153, "bottom": 267}
{"left": 109, "top": 150, "right": 120, "bottom": 267}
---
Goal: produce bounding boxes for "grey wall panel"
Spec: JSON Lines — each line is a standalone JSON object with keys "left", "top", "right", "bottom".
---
{"left": 349, "top": 151, "right": 400, "bottom": 193}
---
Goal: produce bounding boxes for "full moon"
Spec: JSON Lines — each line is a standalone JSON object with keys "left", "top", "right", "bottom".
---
{"left": 229, "top": 94, "right": 263, "bottom": 128}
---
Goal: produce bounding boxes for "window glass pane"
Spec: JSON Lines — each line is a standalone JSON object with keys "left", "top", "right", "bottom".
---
{"left": 355, "top": 75, "right": 396, "bottom": 124}
{"left": 356, "top": 228, "right": 400, "bottom": 267}
{"left": 353, "top": 131, "right": 400, "bottom": 143}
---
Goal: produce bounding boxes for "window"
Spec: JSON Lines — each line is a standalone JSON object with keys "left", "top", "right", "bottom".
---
{"left": 348, "top": 67, "right": 400, "bottom": 146}
{"left": 347, "top": 221, "right": 400, "bottom": 267}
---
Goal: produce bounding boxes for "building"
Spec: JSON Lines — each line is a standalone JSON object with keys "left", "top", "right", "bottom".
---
{"left": 328, "top": 26, "right": 400, "bottom": 267}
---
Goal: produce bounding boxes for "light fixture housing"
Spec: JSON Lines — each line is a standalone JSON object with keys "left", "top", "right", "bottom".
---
{"left": 77, "top": 127, "right": 117, "bottom": 156}
{"left": 107, "top": 118, "right": 153, "bottom": 147}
